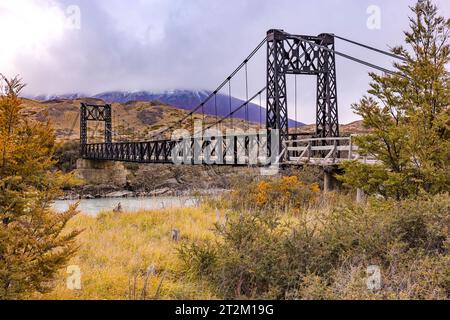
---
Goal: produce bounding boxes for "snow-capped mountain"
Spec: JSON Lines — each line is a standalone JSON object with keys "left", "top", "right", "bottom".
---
{"left": 32, "top": 93, "right": 88, "bottom": 101}
{"left": 31, "top": 90, "right": 304, "bottom": 126}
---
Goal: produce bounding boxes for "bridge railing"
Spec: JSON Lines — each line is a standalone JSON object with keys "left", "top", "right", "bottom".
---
{"left": 81, "top": 139, "right": 175, "bottom": 163}
{"left": 283, "top": 135, "right": 379, "bottom": 165}
{"left": 81, "top": 134, "right": 379, "bottom": 166}
{"left": 168, "top": 132, "right": 271, "bottom": 165}
{"left": 80, "top": 132, "right": 271, "bottom": 165}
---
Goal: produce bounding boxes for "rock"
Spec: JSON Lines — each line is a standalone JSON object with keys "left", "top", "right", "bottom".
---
{"left": 171, "top": 228, "right": 180, "bottom": 241}
{"left": 105, "top": 190, "right": 134, "bottom": 198}
{"left": 164, "top": 178, "right": 180, "bottom": 185}
{"left": 113, "top": 202, "right": 123, "bottom": 213}
{"left": 149, "top": 188, "right": 170, "bottom": 196}
{"left": 84, "top": 194, "right": 95, "bottom": 199}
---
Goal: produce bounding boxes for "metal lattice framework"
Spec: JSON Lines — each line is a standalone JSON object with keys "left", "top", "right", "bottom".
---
{"left": 78, "top": 29, "right": 405, "bottom": 166}
{"left": 80, "top": 30, "right": 340, "bottom": 165}
{"left": 266, "top": 29, "right": 339, "bottom": 150}
{"left": 80, "top": 103, "right": 112, "bottom": 154}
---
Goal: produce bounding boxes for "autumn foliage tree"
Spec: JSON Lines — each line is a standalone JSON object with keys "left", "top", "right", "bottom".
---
{"left": 0, "top": 75, "right": 80, "bottom": 298}
{"left": 339, "top": 0, "right": 450, "bottom": 199}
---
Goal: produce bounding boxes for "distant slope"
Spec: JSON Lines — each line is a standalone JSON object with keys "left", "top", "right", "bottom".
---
{"left": 30, "top": 90, "right": 304, "bottom": 127}
{"left": 19, "top": 98, "right": 264, "bottom": 142}
{"left": 294, "top": 120, "right": 368, "bottom": 135}
{"left": 19, "top": 97, "right": 365, "bottom": 142}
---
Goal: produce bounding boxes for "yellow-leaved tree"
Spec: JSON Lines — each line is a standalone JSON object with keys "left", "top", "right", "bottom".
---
{"left": 0, "top": 75, "right": 80, "bottom": 299}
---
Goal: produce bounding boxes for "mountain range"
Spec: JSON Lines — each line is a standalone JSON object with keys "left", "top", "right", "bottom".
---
{"left": 31, "top": 90, "right": 304, "bottom": 127}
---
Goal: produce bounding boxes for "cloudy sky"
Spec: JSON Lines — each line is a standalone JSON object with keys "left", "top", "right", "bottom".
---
{"left": 0, "top": 0, "right": 449, "bottom": 123}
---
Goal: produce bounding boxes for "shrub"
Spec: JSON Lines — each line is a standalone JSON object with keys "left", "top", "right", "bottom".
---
{"left": 220, "top": 175, "right": 320, "bottom": 212}
{"left": 178, "top": 241, "right": 217, "bottom": 278}
{"left": 179, "top": 194, "right": 449, "bottom": 299}
{"left": 53, "top": 140, "right": 79, "bottom": 172}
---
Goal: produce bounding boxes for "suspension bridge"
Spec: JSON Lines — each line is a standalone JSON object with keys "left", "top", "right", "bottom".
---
{"left": 79, "top": 29, "right": 401, "bottom": 167}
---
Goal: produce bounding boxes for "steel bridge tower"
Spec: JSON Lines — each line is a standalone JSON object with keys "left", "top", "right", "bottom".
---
{"left": 80, "top": 103, "right": 112, "bottom": 156}
{"left": 266, "top": 29, "right": 339, "bottom": 149}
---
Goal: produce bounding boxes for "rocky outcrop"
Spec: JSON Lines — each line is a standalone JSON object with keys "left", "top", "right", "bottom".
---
{"left": 68, "top": 158, "right": 262, "bottom": 199}
{"left": 105, "top": 190, "right": 134, "bottom": 198}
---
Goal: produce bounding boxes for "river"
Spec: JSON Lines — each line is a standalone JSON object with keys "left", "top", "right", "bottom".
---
{"left": 52, "top": 196, "right": 198, "bottom": 216}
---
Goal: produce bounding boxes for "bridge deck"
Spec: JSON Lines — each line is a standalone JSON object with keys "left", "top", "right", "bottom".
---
{"left": 81, "top": 135, "right": 377, "bottom": 167}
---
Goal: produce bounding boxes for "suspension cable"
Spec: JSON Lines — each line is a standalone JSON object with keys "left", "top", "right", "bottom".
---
{"left": 259, "top": 92, "right": 262, "bottom": 129}
{"left": 214, "top": 93, "right": 218, "bottom": 118}
{"left": 245, "top": 62, "right": 249, "bottom": 129}
{"left": 214, "top": 93, "right": 219, "bottom": 130}
{"left": 105, "top": 124, "right": 120, "bottom": 137}
{"left": 121, "top": 119, "right": 125, "bottom": 140}
{"left": 291, "top": 34, "right": 407, "bottom": 78}
{"left": 334, "top": 34, "right": 407, "bottom": 61}
{"left": 90, "top": 121, "right": 101, "bottom": 142}
{"left": 194, "top": 87, "right": 266, "bottom": 136}
{"left": 67, "top": 112, "right": 79, "bottom": 140}
{"left": 201, "top": 101, "right": 205, "bottom": 123}
{"left": 127, "top": 121, "right": 131, "bottom": 139}
{"left": 294, "top": 74, "right": 298, "bottom": 133}
{"left": 148, "top": 33, "right": 407, "bottom": 141}
{"left": 228, "top": 80, "right": 232, "bottom": 129}
{"left": 150, "top": 36, "right": 267, "bottom": 138}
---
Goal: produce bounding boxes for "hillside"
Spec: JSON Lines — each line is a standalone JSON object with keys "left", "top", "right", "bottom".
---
{"left": 20, "top": 97, "right": 366, "bottom": 142}
{"left": 293, "top": 120, "right": 368, "bottom": 135}
{"left": 29, "top": 90, "right": 304, "bottom": 127}
{"left": 19, "top": 97, "right": 264, "bottom": 142}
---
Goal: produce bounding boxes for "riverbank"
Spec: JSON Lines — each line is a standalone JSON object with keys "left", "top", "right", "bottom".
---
{"left": 36, "top": 191, "right": 449, "bottom": 300}
{"left": 63, "top": 162, "right": 261, "bottom": 200}
{"left": 59, "top": 185, "right": 228, "bottom": 200}
{"left": 53, "top": 195, "right": 200, "bottom": 215}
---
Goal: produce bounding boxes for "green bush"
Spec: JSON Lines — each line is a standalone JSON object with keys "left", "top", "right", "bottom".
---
{"left": 179, "top": 194, "right": 449, "bottom": 299}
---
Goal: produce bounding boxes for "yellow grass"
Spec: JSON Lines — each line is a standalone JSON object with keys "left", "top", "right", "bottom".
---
{"left": 32, "top": 205, "right": 220, "bottom": 300}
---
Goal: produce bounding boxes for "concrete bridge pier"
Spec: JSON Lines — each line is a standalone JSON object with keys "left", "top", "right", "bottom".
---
{"left": 321, "top": 167, "right": 368, "bottom": 203}
{"left": 356, "top": 188, "right": 366, "bottom": 203}
{"left": 75, "top": 159, "right": 129, "bottom": 186}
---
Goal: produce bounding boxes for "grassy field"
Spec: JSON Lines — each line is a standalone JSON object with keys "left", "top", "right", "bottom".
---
{"left": 31, "top": 186, "right": 449, "bottom": 300}
{"left": 32, "top": 206, "right": 219, "bottom": 300}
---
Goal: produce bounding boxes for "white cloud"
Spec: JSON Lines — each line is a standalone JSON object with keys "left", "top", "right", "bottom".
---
{"left": 2, "top": 0, "right": 448, "bottom": 123}
{"left": 0, "top": 0, "right": 67, "bottom": 73}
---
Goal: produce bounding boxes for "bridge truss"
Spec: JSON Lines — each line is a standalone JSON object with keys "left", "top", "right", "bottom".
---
{"left": 80, "top": 29, "right": 404, "bottom": 166}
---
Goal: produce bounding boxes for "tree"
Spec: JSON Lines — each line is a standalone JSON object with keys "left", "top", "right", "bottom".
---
{"left": 0, "top": 75, "right": 80, "bottom": 298}
{"left": 338, "top": 0, "right": 450, "bottom": 200}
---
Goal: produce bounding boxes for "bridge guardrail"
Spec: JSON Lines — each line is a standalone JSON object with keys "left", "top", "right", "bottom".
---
{"left": 81, "top": 134, "right": 379, "bottom": 166}
{"left": 283, "top": 135, "right": 379, "bottom": 165}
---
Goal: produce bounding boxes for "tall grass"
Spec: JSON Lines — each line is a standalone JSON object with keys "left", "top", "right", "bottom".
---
{"left": 32, "top": 174, "right": 449, "bottom": 300}
{"left": 180, "top": 176, "right": 449, "bottom": 300}
{"left": 32, "top": 206, "right": 219, "bottom": 300}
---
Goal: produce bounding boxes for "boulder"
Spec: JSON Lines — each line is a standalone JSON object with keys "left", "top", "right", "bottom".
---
{"left": 105, "top": 190, "right": 134, "bottom": 198}
{"left": 149, "top": 188, "right": 170, "bottom": 196}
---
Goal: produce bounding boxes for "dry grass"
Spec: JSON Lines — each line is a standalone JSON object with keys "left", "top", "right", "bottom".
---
{"left": 30, "top": 185, "right": 448, "bottom": 300}
{"left": 32, "top": 205, "right": 220, "bottom": 300}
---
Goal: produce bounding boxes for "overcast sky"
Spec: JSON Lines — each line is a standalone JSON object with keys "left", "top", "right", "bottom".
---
{"left": 0, "top": 0, "right": 449, "bottom": 123}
